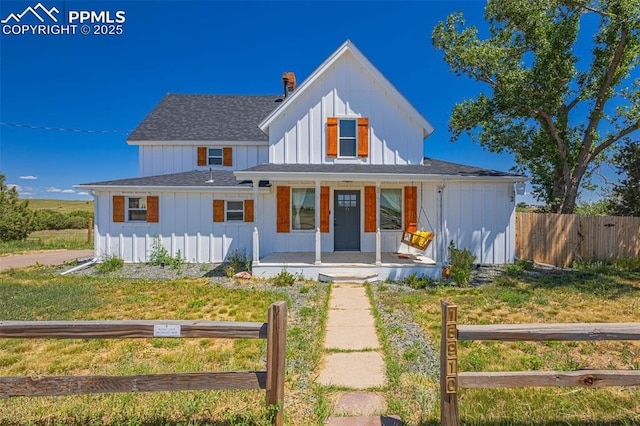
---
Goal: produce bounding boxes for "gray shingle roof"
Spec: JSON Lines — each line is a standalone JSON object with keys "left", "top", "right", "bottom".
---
{"left": 239, "top": 158, "right": 523, "bottom": 178}
{"left": 80, "top": 171, "right": 247, "bottom": 187}
{"left": 127, "top": 94, "right": 284, "bottom": 141}
{"left": 79, "top": 158, "right": 525, "bottom": 189}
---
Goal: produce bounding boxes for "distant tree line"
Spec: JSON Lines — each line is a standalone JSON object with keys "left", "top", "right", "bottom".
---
{"left": 0, "top": 173, "right": 93, "bottom": 242}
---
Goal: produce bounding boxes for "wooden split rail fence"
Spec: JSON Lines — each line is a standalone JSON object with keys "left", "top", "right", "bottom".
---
{"left": 0, "top": 301, "right": 287, "bottom": 425}
{"left": 440, "top": 300, "right": 640, "bottom": 425}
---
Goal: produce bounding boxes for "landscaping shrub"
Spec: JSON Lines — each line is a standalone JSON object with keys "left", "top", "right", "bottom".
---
{"left": 148, "top": 236, "right": 184, "bottom": 269}
{"left": 271, "top": 269, "right": 296, "bottom": 286}
{"left": 401, "top": 273, "right": 434, "bottom": 289}
{"left": 448, "top": 240, "right": 476, "bottom": 287}
{"left": 227, "top": 248, "right": 251, "bottom": 272}
{"left": 96, "top": 254, "right": 124, "bottom": 274}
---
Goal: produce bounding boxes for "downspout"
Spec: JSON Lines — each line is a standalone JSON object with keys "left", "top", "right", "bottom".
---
{"left": 438, "top": 179, "right": 448, "bottom": 265}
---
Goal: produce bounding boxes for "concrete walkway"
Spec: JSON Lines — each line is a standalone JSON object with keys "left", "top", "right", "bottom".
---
{"left": 0, "top": 249, "right": 94, "bottom": 272}
{"left": 318, "top": 283, "right": 400, "bottom": 425}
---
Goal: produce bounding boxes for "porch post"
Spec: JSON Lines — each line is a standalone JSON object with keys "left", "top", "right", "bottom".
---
{"left": 315, "top": 180, "right": 321, "bottom": 265}
{"left": 375, "top": 182, "right": 382, "bottom": 265}
{"left": 252, "top": 180, "right": 260, "bottom": 266}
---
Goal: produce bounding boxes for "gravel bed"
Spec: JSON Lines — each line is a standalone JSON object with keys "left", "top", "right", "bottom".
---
{"left": 71, "top": 262, "right": 224, "bottom": 280}
{"left": 368, "top": 265, "right": 507, "bottom": 379}
{"left": 371, "top": 282, "right": 439, "bottom": 377}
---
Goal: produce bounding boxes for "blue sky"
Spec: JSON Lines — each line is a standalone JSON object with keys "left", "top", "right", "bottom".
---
{"left": 0, "top": 0, "right": 618, "bottom": 204}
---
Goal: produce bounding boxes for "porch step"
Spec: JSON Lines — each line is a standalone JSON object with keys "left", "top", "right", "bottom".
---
{"left": 318, "top": 272, "right": 379, "bottom": 284}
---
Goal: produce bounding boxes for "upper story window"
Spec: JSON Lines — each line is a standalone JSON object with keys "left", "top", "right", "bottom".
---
{"left": 339, "top": 119, "right": 357, "bottom": 157}
{"left": 128, "top": 197, "right": 147, "bottom": 222}
{"left": 327, "top": 117, "right": 368, "bottom": 159}
{"left": 380, "top": 189, "right": 402, "bottom": 230}
{"left": 291, "top": 188, "right": 315, "bottom": 230}
{"left": 208, "top": 148, "right": 223, "bottom": 165}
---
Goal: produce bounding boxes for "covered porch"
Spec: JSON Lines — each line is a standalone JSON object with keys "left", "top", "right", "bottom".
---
{"left": 252, "top": 251, "right": 439, "bottom": 282}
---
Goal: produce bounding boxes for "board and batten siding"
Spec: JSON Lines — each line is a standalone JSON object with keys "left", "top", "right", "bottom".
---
{"left": 94, "top": 182, "right": 515, "bottom": 265}
{"left": 257, "top": 182, "right": 439, "bottom": 259}
{"left": 268, "top": 51, "right": 425, "bottom": 166}
{"left": 94, "top": 191, "right": 261, "bottom": 263}
{"left": 138, "top": 145, "right": 269, "bottom": 176}
{"left": 442, "top": 181, "right": 515, "bottom": 265}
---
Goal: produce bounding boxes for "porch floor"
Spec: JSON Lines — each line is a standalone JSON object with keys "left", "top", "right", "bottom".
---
{"left": 253, "top": 252, "right": 439, "bottom": 281}
{"left": 258, "top": 251, "right": 436, "bottom": 266}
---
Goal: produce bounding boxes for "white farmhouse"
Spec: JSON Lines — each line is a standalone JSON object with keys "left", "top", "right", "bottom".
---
{"left": 79, "top": 40, "right": 527, "bottom": 281}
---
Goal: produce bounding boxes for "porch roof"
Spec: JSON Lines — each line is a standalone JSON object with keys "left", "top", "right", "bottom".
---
{"left": 234, "top": 158, "right": 528, "bottom": 182}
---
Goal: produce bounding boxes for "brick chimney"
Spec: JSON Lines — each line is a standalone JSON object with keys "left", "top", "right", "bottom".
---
{"left": 282, "top": 72, "right": 296, "bottom": 97}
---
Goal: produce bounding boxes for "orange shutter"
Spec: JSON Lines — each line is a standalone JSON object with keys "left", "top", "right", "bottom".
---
{"left": 404, "top": 186, "right": 417, "bottom": 232}
{"left": 146, "top": 196, "right": 159, "bottom": 223}
{"left": 357, "top": 117, "right": 369, "bottom": 158}
{"left": 244, "top": 199, "right": 254, "bottom": 223}
{"left": 364, "top": 186, "right": 376, "bottom": 232}
{"left": 320, "top": 186, "right": 330, "bottom": 233}
{"left": 197, "top": 147, "right": 207, "bottom": 166}
{"left": 113, "top": 196, "right": 125, "bottom": 223}
{"left": 277, "top": 186, "right": 290, "bottom": 233}
{"left": 327, "top": 117, "right": 338, "bottom": 158}
{"left": 213, "top": 200, "right": 224, "bottom": 222}
{"left": 223, "top": 147, "right": 233, "bottom": 166}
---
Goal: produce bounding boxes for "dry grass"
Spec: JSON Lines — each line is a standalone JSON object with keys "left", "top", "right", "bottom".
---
{"left": 373, "top": 265, "right": 640, "bottom": 425}
{"left": 0, "top": 229, "right": 91, "bottom": 255}
{"left": 26, "top": 198, "right": 94, "bottom": 214}
{"left": 0, "top": 269, "right": 329, "bottom": 424}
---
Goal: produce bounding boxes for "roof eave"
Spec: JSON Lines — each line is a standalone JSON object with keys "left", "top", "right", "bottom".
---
{"left": 75, "top": 184, "right": 262, "bottom": 192}
{"left": 233, "top": 171, "right": 528, "bottom": 183}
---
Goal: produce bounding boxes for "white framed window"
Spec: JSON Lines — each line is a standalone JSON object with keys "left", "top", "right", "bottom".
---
{"left": 128, "top": 197, "right": 147, "bottom": 222}
{"left": 339, "top": 119, "right": 357, "bottom": 157}
{"left": 291, "top": 188, "right": 315, "bottom": 230}
{"left": 380, "top": 189, "right": 402, "bottom": 230}
{"left": 208, "top": 148, "right": 223, "bottom": 165}
{"left": 226, "top": 201, "right": 244, "bottom": 221}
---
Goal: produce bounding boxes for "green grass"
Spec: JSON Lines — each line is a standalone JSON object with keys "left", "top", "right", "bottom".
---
{"left": 371, "top": 264, "right": 640, "bottom": 425}
{"left": 26, "top": 198, "right": 94, "bottom": 214}
{"left": 0, "top": 228, "right": 92, "bottom": 255}
{"left": 0, "top": 269, "right": 330, "bottom": 424}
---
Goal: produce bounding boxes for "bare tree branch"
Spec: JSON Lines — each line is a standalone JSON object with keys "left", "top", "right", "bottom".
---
{"left": 582, "top": 26, "right": 628, "bottom": 151}
{"left": 589, "top": 120, "right": 640, "bottom": 162}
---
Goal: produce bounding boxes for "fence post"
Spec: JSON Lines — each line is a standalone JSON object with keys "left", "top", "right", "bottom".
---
{"left": 88, "top": 218, "right": 94, "bottom": 244}
{"left": 441, "top": 300, "right": 459, "bottom": 425}
{"left": 266, "top": 301, "right": 287, "bottom": 426}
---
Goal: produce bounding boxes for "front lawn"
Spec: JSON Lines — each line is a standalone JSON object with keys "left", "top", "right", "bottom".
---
{"left": 371, "top": 262, "right": 640, "bottom": 425}
{"left": 0, "top": 268, "right": 329, "bottom": 425}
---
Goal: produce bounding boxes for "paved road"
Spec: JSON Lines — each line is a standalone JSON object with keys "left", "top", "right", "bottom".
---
{"left": 0, "top": 249, "right": 95, "bottom": 272}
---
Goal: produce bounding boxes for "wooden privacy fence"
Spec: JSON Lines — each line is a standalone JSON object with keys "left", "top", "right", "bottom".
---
{"left": 0, "top": 301, "right": 287, "bottom": 426}
{"left": 516, "top": 212, "right": 640, "bottom": 267}
{"left": 440, "top": 300, "right": 640, "bottom": 426}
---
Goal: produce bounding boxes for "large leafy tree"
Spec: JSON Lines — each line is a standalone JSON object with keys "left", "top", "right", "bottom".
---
{"left": 433, "top": 0, "right": 640, "bottom": 213}
{"left": 608, "top": 140, "right": 640, "bottom": 216}
{"left": 0, "top": 173, "right": 34, "bottom": 241}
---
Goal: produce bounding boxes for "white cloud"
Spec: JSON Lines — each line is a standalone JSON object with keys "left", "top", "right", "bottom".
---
{"left": 78, "top": 191, "right": 90, "bottom": 196}
{"left": 19, "top": 175, "right": 38, "bottom": 180}
{"left": 46, "top": 187, "right": 62, "bottom": 193}
{"left": 62, "top": 189, "right": 75, "bottom": 193}
{"left": 6, "top": 183, "right": 20, "bottom": 191}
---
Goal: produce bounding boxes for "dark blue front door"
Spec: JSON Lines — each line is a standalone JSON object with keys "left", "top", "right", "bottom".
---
{"left": 334, "top": 190, "right": 360, "bottom": 251}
